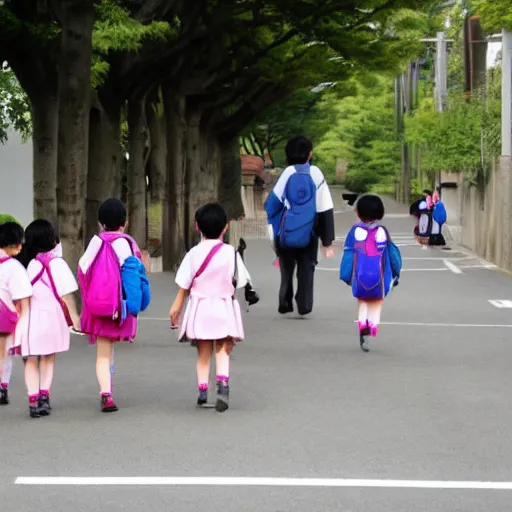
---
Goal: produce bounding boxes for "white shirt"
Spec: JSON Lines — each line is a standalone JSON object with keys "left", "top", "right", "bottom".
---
{"left": 271, "top": 165, "right": 334, "bottom": 213}
{"left": 0, "top": 255, "right": 32, "bottom": 302}
{"left": 28, "top": 257, "right": 78, "bottom": 297}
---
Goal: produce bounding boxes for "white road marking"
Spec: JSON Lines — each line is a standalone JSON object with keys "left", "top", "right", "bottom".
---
{"left": 141, "top": 317, "right": 512, "bottom": 329}
{"left": 489, "top": 300, "right": 512, "bottom": 309}
{"left": 14, "top": 476, "right": 512, "bottom": 490}
{"left": 443, "top": 259, "right": 463, "bottom": 274}
{"left": 316, "top": 267, "right": 449, "bottom": 272}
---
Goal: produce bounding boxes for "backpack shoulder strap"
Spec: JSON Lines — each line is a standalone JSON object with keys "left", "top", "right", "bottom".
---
{"left": 189, "top": 242, "right": 224, "bottom": 291}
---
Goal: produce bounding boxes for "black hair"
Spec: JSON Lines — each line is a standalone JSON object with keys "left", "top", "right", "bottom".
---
{"left": 423, "top": 189, "right": 432, "bottom": 196}
{"left": 356, "top": 194, "right": 385, "bottom": 223}
{"left": 98, "top": 198, "right": 127, "bottom": 232}
{"left": 0, "top": 222, "right": 24, "bottom": 249}
{"left": 18, "top": 219, "right": 57, "bottom": 268}
{"left": 195, "top": 203, "right": 228, "bottom": 240}
{"left": 285, "top": 136, "right": 313, "bottom": 165}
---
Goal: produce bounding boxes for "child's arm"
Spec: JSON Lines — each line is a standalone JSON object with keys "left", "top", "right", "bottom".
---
{"left": 62, "top": 293, "right": 81, "bottom": 331}
{"left": 170, "top": 288, "right": 189, "bottom": 328}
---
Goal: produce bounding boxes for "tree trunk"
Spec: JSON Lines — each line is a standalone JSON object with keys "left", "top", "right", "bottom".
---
{"left": 56, "top": 0, "right": 94, "bottom": 269}
{"left": 186, "top": 108, "right": 221, "bottom": 247}
{"left": 85, "top": 95, "right": 122, "bottom": 245}
{"left": 162, "top": 90, "right": 187, "bottom": 270}
{"left": 146, "top": 92, "right": 167, "bottom": 203}
{"left": 32, "top": 92, "right": 59, "bottom": 228}
{"left": 126, "top": 97, "right": 149, "bottom": 248}
{"left": 218, "top": 136, "right": 244, "bottom": 220}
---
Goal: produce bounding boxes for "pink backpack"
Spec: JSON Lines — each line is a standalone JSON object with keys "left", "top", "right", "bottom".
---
{"left": 78, "top": 233, "right": 140, "bottom": 321}
{"left": 0, "top": 257, "right": 19, "bottom": 335}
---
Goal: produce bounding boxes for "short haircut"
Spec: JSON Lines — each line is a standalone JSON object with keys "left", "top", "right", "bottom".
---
{"left": 285, "top": 136, "right": 313, "bottom": 165}
{"left": 195, "top": 203, "right": 228, "bottom": 240}
{"left": 19, "top": 219, "right": 57, "bottom": 267}
{"left": 98, "top": 198, "right": 127, "bottom": 232}
{"left": 356, "top": 194, "right": 385, "bottom": 223}
{"left": 0, "top": 222, "right": 24, "bottom": 248}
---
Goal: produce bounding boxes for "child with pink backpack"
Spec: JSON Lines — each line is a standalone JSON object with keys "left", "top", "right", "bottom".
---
{"left": 0, "top": 222, "right": 32, "bottom": 406}
{"left": 78, "top": 198, "right": 150, "bottom": 413}
{"left": 16, "top": 220, "right": 80, "bottom": 418}
{"left": 170, "top": 203, "right": 255, "bottom": 412}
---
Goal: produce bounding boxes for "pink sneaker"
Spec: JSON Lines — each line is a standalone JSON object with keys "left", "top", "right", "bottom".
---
{"left": 369, "top": 324, "right": 379, "bottom": 337}
{"left": 101, "top": 393, "right": 118, "bottom": 413}
{"left": 358, "top": 321, "right": 370, "bottom": 335}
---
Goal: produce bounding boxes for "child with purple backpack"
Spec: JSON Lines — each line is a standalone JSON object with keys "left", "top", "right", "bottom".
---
{"left": 340, "top": 195, "right": 402, "bottom": 353}
{"left": 78, "top": 198, "right": 150, "bottom": 413}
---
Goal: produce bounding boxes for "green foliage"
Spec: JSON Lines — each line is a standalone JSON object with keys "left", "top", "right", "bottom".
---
{"left": 325, "top": 79, "right": 400, "bottom": 192}
{"left": 0, "top": 67, "right": 31, "bottom": 143}
{"left": 405, "top": 87, "right": 501, "bottom": 181}
{"left": 92, "top": 0, "right": 176, "bottom": 88}
{"left": 472, "top": 0, "right": 512, "bottom": 32}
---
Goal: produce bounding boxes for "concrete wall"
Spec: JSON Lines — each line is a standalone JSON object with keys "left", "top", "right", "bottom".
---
{"left": 0, "top": 129, "right": 33, "bottom": 226}
{"left": 444, "top": 160, "right": 512, "bottom": 271}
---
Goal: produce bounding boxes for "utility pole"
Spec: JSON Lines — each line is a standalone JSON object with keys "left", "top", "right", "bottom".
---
{"left": 503, "top": 29, "right": 512, "bottom": 157}
{"left": 434, "top": 32, "right": 448, "bottom": 113}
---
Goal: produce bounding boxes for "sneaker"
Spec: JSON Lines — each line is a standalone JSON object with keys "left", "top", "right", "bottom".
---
{"left": 359, "top": 326, "right": 370, "bottom": 353}
{"left": 101, "top": 394, "right": 118, "bottom": 413}
{"left": 29, "top": 405, "right": 40, "bottom": 418}
{"left": 197, "top": 389, "right": 208, "bottom": 407}
{"left": 0, "top": 387, "right": 9, "bottom": 405}
{"left": 38, "top": 395, "right": 51, "bottom": 416}
{"left": 215, "top": 382, "right": 229, "bottom": 413}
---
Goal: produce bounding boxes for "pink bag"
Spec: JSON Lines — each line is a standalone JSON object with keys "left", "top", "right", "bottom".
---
{"left": 77, "top": 233, "right": 140, "bottom": 321}
{"left": 0, "top": 257, "right": 19, "bottom": 335}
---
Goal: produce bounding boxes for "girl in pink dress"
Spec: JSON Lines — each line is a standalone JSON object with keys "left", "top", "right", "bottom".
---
{"left": 78, "top": 198, "right": 146, "bottom": 413}
{"left": 0, "top": 222, "right": 32, "bottom": 406}
{"left": 17, "top": 220, "right": 80, "bottom": 418}
{"left": 170, "top": 203, "right": 253, "bottom": 413}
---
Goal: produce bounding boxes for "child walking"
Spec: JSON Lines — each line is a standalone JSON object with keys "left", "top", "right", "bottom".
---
{"left": 0, "top": 222, "right": 32, "bottom": 405}
{"left": 170, "top": 203, "right": 254, "bottom": 412}
{"left": 340, "top": 195, "right": 401, "bottom": 353}
{"left": 264, "top": 136, "right": 335, "bottom": 316}
{"left": 17, "top": 220, "right": 80, "bottom": 418}
{"left": 78, "top": 198, "right": 150, "bottom": 413}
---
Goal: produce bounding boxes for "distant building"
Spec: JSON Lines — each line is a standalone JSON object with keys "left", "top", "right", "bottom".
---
{"left": 0, "top": 129, "right": 33, "bottom": 226}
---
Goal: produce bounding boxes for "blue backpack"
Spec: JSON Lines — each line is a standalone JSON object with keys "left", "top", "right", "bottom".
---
{"left": 278, "top": 166, "right": 317, "bottom": 249}
{"left": 433, "top": 201, "right": 447, "bottom": 225}
{"left": 121, "top": 256, "right": 151, "bottom": 316}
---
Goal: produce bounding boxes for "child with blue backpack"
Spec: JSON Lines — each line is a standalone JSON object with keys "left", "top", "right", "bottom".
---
{"left": 264, "top": 136, "right": 335, "bottom": 316}
{"left": 340, "top": 195, "right": 402, "bottom": 353}
{"left": 78, "top": 198, "right": 150, "bottom": 413}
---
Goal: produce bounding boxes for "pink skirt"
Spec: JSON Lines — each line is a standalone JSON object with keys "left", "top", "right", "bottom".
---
{"left": 179, "top": 296, "right": 244, "bottom": 343}
{"left": 81, "top": 308, "right": 138, "bottom": 344}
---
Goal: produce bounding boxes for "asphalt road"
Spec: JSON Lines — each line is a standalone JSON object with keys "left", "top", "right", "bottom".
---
{"left": 3, "top": 200, "right": 512, "bottom": 511}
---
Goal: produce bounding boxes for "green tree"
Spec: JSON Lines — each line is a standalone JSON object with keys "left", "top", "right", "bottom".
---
{"left": 472, "top": 0, "right": 512, "bottom": 32}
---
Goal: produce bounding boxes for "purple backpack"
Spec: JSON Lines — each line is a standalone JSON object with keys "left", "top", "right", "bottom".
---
{"left": 0, "top": 257, "right": 19, "bottom": 335}
{"left": 352, "top": 225, "right": 387, "bottom": 300}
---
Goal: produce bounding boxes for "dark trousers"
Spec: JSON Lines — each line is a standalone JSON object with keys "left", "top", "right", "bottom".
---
{"left": 277, "top": 238, "right": 318, "bottom": 315}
